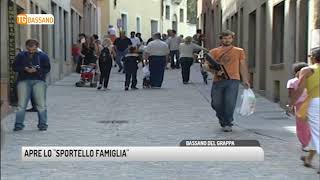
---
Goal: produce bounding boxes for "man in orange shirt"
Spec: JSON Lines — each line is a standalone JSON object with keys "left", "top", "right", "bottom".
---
{"left": 204, "top": 30, "right": 250, "bottom": 132}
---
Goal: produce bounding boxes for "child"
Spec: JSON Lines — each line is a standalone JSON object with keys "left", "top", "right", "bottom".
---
{"left": 287, "top": 62, "right": 310, "bottom": 151}
{"left": 122, "top": 46, "right": 140, "bottom": 91}
{"left": 142, "top": 60, "right": 151, "bottom": 88}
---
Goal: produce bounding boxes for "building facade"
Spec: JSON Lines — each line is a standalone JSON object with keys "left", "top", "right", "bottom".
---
{"left": 199, "top": 0, "right": 320, "bottom": 107}
{"left": 99, "top": 0, "right": 162, "bottom": 41}
{"left": 161, "top": 0, "right": 197, "bottom": 37}
{"left": 0, "top": 0, "right": 98, "bottom": 118}
{"left": 97, "top": 0, "right": 197, "bottom": 41}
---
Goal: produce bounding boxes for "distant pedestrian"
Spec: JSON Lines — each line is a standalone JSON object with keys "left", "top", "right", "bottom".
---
{"left": 129, "top": 31, "right": 141, "bottom": 48}
{"left": 136, "top": 33, "right": 145, "bottom": 67}
{"left": 76, "top": 33, "right": 86, "bottom": 72}
{"left": 179, "top": 35, "right": 184, "bottom": 43}
{"left": 167, "top": 30, "right": 181, "bottom": 69}
{"left": 204, "top": 30, "right": 250, "bottom": 132}
{"left": 297, "top": 47, "right": 320, "bottom": 173}
{"left": 145, "top": 33, "right": 170, "bottom": 88}
{"left": 114, "top": 31, "right": 132, "bottom": 73}
{"left": 179, "top": 36, "right": 207, "bottom": 84}
{"left": 97, "top": 38, "right": 114, "bottom": 91}
{"left": 136, "top": 32, "right": 144, "bottom": 45}
{"left": 81, "top": 36, "right": 98, "bottom": 65}
{"left": 193, "top": 29, "right": 204, "bottom": 46}
{"left": 12, "top": 39, "right": 51, "bottom": 131}
{"left": 108, "top": 25, "right": 117, "bottom": 43}
{"left": 287, "top": 62, "right": 310, "bottom": 151}
{"left": 161, "top": 34, "right": 168, "bottom": 41}
{"left": 146, "top": 37, "right": 154, "bottom": 45}
{"left": 123, "top": 47, "right": 140, "bottom": 91}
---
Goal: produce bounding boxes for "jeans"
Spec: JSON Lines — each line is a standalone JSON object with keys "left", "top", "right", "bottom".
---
{"left": 210, "top": 80, "right": 240, "bottom": 127}
{"left": 170, "top": 50, "right": 180, "bottom": 68}
{"left": 15, "top": 80, "right": 48, "bottom": 129}
{"left": 149, "top": 56, "right": 166, "bottom": 87}
{"left": 180, "top": 57, "right": 193, "bottom": 82}
{"left": 116, "top": 49, "right": 128, "bottom": 70}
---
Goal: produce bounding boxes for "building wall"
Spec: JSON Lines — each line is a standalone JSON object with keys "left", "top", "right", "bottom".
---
{"left": 1, "top": 0, "right": 98, "bottom": 118}
{"left": 200, "top": 0, "right": 318, "bottom": 107}
{"left": 162, "top": 0, "right": 196, "bottom": 37}
{"left": 107, "top": 0, "right": 161, "bottom": 40}
{"left": 97, "top": 0, "right": 110, "bottom": 38}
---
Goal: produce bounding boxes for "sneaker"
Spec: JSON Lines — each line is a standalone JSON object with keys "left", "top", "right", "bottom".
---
{"left": 125, "top": 87, "right": 129, "bottom": 91}
{"left": 224, "top": 126, "right": 232, "bottom": 132}
{"left": 131, "top": 87, "right": 139, "bottom": 90}
{"left": 13, "top": 127, "right": 23, "bottom": 131}
{"left": 39, "top": 127, "right": 47, "bottom": 131}
{"left": 97, "top": 85, "right": 102, "bottom": 90}
{"left": 183, "top": 81, "right": 188, "bottom": 84}
{"left": 302, "top": 146, "right": 310, "bottom": 152}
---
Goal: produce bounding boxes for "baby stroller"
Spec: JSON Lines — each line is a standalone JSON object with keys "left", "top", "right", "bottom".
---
{"left": 196, "top": 51, "right": 208, "bottom": 84}
{"left": 75, "top": 63, "right": 98, "bottom": 87}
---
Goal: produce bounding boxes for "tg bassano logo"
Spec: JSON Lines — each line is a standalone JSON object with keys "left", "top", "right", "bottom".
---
{"left": 16, "top": 14, "right": 54, "bottom": 25}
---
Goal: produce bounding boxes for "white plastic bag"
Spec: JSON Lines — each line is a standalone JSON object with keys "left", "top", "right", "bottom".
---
{"left": 142, "top": 65, "right": 150, "bottom": 78}
{"left": 239, "top": 89, "right": 256, "bottom": 116}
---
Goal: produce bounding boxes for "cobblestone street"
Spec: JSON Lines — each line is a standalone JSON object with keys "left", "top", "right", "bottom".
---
{"left": 1, "top": 65, "right": 319, "bottom": 180}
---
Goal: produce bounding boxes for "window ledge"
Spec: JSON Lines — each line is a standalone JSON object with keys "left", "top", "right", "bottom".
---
{"left": 270, "top": 63, "right": 285, "bottom": 70}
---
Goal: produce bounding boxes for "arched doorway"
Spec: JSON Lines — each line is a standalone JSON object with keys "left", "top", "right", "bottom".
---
{"left": 172, "top": 14, "right": 178, "bottom": 32}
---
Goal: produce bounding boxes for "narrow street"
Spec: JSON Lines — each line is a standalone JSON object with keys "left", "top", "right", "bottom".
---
{"left": 1, "top": 65, "right": 319, "bottom": 180}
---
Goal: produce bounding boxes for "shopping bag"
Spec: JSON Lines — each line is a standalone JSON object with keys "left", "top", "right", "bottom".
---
{"left": 142, "top": 65, "right": 150, "bottom": 78}
{"left": 239, "top": 89, "right": 256, "bottom": 116}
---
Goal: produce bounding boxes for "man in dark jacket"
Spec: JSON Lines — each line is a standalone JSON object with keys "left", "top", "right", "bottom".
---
{"left": 12, "top": 39, "right": 51, "bottom": 131}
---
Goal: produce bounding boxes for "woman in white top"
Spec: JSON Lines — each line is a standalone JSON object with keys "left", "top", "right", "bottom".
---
{"left": 179, "top": 36, "right": 207, "bottom": 84}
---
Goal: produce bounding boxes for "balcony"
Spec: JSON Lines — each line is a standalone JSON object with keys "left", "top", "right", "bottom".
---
{"left": 172, "top": 0, "right": 182, "bottom": 5}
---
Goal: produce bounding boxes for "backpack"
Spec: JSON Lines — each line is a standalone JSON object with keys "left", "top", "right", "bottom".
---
{"left": 99, "top": 47, "right": 112, "bottom": 63}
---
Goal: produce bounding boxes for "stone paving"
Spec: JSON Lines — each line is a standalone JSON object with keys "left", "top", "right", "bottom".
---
{"left": 1, "top": 64, "right": 319, "bottom": 180}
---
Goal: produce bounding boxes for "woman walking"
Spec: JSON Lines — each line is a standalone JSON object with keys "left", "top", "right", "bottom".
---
{"left": 286, "top": 63, "right": 310, "bottom": 151}
{"left": 97, "top": 38, "right": 114, "bottom": 90}
{"left": 297, "top": 47, "right": 320, "bottom": 174}
{"left": 81, "top": 36, "right": 97, "bottom": 65}
{"left": 179, "top": 36, "right": 207, "bottom": 84}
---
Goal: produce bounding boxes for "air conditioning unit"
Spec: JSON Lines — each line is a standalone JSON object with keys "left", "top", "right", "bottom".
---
{"left": 172, "top": 0, "right": 182, "bottom": 5}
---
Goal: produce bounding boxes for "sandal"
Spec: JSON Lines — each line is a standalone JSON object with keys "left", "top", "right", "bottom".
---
{"left": 300, "top": 156, "right": 312, "bottom": 168}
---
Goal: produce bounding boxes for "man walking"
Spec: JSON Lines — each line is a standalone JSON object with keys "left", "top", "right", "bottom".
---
{"left": 193, "top": 29, "right": 204, "bottom": 46}
{"left": 167, "top": 30, "right": 181, "bottom": 69}
{"left": 204, "top": 30, "right": 250, "bottom": 132}
{"left": 12, "top": 39, "right": 51, "bottom": 131}
{"left": 114, "top": 31, "right": 132, "bottom": 73}
{"left": 129, "top": 31, "right": 141, "bottom": 48}
{"left": 145, "top": 33, "right": 170, "bottom": 88}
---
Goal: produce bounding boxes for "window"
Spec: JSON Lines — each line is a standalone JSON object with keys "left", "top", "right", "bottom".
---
{"left": 180, "top": 9, "right": 184, "bottom": 22}
{"left": 272, "top": 2, "right": 285, "bottom": 64}
{"left": 186, "top": 0, "right": 197, "bottom": 24}
{"left": 166, "top": 5, "right": 170, "bottom": 20}
{"left": 136, "top": 17, "right": 141, "bottom": 33}
{"left": 121, "top": 13, "right": 128, "bottom": 33}
{"left": 151, "top": 20, "right": 158, "bottom": 34}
